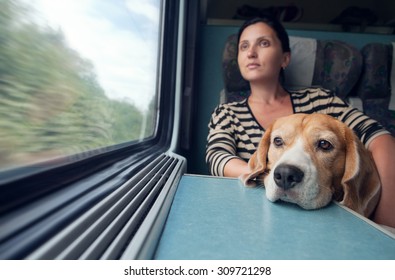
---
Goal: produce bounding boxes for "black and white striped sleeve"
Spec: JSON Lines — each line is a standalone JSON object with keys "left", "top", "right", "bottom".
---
{"left": 205, "top": 105, "right": 239, "bottom": 176}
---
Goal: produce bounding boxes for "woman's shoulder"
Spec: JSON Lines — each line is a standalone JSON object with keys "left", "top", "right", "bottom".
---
{"left": 288, "top": 86, "right": 334, "bottom": 98}
{"left": 213, "top": 99, "right": 249, "bottom": 114}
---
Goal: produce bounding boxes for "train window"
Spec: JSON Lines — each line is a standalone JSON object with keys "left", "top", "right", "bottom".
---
{"left": 0, "top": 0, "right": 186, "bottom": 259}
{"left": 0, "top": 0, "right": 162, "bottom": 174}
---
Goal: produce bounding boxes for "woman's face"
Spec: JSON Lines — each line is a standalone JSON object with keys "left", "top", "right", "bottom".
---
{"left": 237, "top": 22, "right": 290, "bottom": 84}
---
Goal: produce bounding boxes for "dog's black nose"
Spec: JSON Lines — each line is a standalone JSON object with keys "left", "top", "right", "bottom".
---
{"left": 273, "top": 164, "right": 304, "bottom": 190}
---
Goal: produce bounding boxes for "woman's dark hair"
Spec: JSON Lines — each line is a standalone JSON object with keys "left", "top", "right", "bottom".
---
{"left": 237, "top": 16, "right": 291, "bottom": 54}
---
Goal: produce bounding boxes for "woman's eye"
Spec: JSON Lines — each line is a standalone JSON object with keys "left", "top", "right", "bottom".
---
{"left": 317, "top": 139, "right": 333, "bottom": 151}
{"left": 273, "top": 137, "right": 284, "bottom": 147}
{"left": 259, "top": 40, "right": 270, "bottom": 47}
{"left": 239, "top": 43, "right": 248, "bottom": 51}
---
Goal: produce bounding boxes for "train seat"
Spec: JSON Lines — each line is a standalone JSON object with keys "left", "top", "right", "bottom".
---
{"left": 353, "top": 42, "right": 395, "bottom": 135}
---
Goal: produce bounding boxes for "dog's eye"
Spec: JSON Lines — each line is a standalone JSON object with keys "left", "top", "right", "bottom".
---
{"left": 317, "top": 139, "right": 333, "bottom": 151}
{"left": 273, "top": 137, "right": 284, "bottom": 147}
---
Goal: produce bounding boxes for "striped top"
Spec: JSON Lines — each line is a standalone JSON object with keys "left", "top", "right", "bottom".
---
{"left": 206, "top": 87, "right": 389, "bottom": 176}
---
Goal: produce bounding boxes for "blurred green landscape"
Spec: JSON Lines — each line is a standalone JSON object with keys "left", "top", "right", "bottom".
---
{"left": 0, "top": 0, "right": 155, "bottom": 169}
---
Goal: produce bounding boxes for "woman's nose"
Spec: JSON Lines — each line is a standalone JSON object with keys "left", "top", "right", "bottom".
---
{"left": 247, "top": 46, "right": 257, "bottom": 58}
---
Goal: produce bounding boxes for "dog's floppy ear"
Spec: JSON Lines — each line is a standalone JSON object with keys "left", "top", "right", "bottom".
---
{"left": 340, "top": 127, "right": 381, "bottom": 217}
{"left": 240, "top": 125, "right": 273, "bottom": 187}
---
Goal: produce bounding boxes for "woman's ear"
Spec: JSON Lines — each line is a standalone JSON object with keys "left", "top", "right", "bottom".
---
{"left": 281, "top": 52, "right": 291, "bottom": 69}
{"left": 239, "top": 125, "right": 273, "bottom": 187}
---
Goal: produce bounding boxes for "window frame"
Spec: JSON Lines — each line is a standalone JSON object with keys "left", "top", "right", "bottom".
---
{"left": 0, "top": 0, "right": 182, "bottom": 214}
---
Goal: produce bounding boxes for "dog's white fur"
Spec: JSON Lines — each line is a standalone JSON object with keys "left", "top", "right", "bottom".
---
{"left": 241, "top": 113, "right": 381, "bottom": 218}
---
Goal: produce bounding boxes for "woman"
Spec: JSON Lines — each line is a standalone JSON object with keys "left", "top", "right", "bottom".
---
{"left": 206, "top": 16, "right": 395, "bottom": 228}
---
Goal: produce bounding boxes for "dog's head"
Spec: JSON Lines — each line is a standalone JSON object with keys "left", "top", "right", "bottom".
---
{"left": 240, "top": 113, "right": 381, "bottom": 217}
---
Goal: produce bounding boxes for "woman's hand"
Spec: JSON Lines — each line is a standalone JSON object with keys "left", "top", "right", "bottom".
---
{"left": 224, "top": 158, "right": 251, "bottom": 178}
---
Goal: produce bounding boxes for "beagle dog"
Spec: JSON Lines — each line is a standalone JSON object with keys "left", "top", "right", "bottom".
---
{"left": 241, "top": 113, "right": 381, "bottom": 218}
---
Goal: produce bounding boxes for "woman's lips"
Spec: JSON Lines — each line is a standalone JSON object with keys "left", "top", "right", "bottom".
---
{"left": 247, "top": 63, "right": 260, "bottom": 69}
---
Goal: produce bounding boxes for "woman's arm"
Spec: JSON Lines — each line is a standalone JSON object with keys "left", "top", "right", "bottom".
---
{"left": 206, "top": 105, "right": 241, "bottom": 176}
{"left": 368, "top": 134, "right": 395, "bottom": 228}
{"left": 223, "top": 158, "right": 250, "bottom": 177}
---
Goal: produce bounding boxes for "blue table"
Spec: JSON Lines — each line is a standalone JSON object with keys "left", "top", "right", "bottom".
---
{"left": 154, "top": 175, "right": 395, "bottom": 259}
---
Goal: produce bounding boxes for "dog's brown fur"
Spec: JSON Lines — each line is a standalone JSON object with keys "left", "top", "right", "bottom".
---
{"left": 241, "top": 113, "right": 381, "bottom": 217}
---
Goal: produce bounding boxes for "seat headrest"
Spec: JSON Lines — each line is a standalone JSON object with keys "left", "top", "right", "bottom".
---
{"left": 355, "top": 43, "right": 392, "bottom": 101}
{"left": 353, "top": 42, "right": 395, "bottom": 135}
{"left": 313, "top": 39, "right": 362, "bottom": 99}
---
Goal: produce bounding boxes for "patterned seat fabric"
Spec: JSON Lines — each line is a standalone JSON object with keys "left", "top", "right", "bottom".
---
{"left": 221, "top": 34, "right": 363, "bottom": 103}
{"left": 313, "top": 40, "right": 363, "bottom": 100}
{"left": 355, "top": 43, "right": 395, "bottom": 135}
